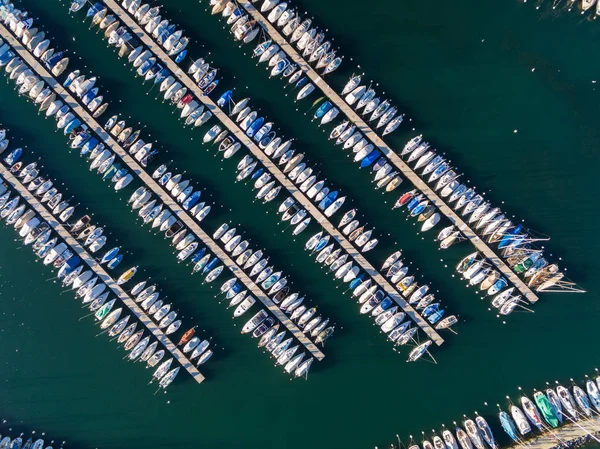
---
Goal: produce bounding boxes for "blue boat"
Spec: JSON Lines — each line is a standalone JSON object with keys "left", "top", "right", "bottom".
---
{"left": 4, "top": 147, "right": 22, "bottom": 165}
{"left": 246, "top": 117, "right": 264, "bottom": 138}
{"left": 64, "top": 119, "right": 82, "bottom": 135}
{"left": 410, "top": 201, "right": 428, "bottom": 217}
{"left": 191, "top": 247, "right": 207, "bottom": 263}
{"left": 175, "top": 49, "right": 187, "bottom": 64}
{"left": 295, "top": 76, "right": 308, "bottom": 89}
{"left": 499, "top": 411, "right": 519, "bottom": 442}
{"left": 406, "top": 195, "right": 423, "bottom": 211}
{"left": 203, "top": 256, "right": 219, "bottom": 274}
{"left": 313, "top": 101, "right": 332, "bottom": 119}
{"left": 251, "top": 167, "right": 265, "bottom": 180}
{"left": 314, "top": 236, "right": 330, "bottom": 252}
{"left": 80, "top": 137, "right": 99, "bottom": 156}
{"left": 106, "top": 254, "right": 123, "bottom": 270}
{"left": 490, "top": 278, "right": 508, "bottom": 294}
{"left": 377, "top": 297, "right": 393, "bottom": 312}
{"left": 498, "top": 224, "right": 523, "bottom": 249}
{"left": 217, "top": 90, "right": 233, "bottom": 108}
{"left": 360, "top": 149, "right": 381, "bottom": 168}
{"left": 227, "top": 283, "right": 242, "bottom": 298}
{"left": 45, "top": 51, "right": 64, "bottom": 69}
{"left": 86, "top": 2, "right": 104, "bottom": 17}
{"left": 427, "top": 309, "right": 444, "bottom": 324}
{"left": 422, "top": 303, "right": 440, "bottom": 318}
{"left": 0, "top": 50, "right": 15, "bottom": 65}
{"left": 159, "top": 172, "right": 171, "bottom": 185}
{"left": 349, "top": 273, "right": 365, "bottom": 290}
{"left": 82, "top": 89, "right": 98, "bottom": 105}
{"left": 59, "top": 256, "right": 81, "bottom": 277}
{"left": 183, "top": 190, "right": 202, "bottom": 210}
{"left": 432, "top": 163, "right": 449, "bottom": 178}
{"left": 155, "top": 68, "right": 170, "bottom": 85}
{"left": 100, "top": 247, "right": 119, "bottom": 264}
{"left": 318, "top": 190, "right": 338, "bottom": 210}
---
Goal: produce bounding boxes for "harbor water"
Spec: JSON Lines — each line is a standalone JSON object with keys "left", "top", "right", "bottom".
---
{"left": 0, "top": 0, "right": 598, "bottom": 448}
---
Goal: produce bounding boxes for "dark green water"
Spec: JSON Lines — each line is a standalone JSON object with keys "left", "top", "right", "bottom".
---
{"left": 0, "top": 0, "right": 598, "bottom": 448}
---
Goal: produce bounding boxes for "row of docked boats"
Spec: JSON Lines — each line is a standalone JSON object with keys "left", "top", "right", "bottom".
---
{"left": 222, "top": 92, "right": 380, "bottom": 252}
{"left": 392, "top": 188, "right": 443, "bottom": 235}
{"left": 79, "top": 0, "right": 189, "bottom": 63}
{"left": 398, "top": 133, "right": 569, "bottom": 293}
{"left": 456, "top": 252, "right": 529, "bottom": 316}
{"left": 214, "top": 0, "right": 342, "bottom": 76}
{"left": 0, "top": 141, "right": 195, "bottom": 389}
{"left": 401, "top": 416, "right": 499, "bottom": 449}
{"left": 499, "top": 376, "right": 600, "bottom": 443}
{"left": 0, "top": 431, "right": 53, "bottom": 449}
{"left": 83, "top": 0, "right": 219, "bottom": 94}
{"left": 213, "top": 222, "right": 332, "bottom": 339}
{"left": 380, "top": 250, "right": 457, "bottom": 331}
{"left": 342, "top": 74, "right": 405, "bottom": 136}
{"left": 0, "top": 149, "right": 77, "bottom": 227}
{"left": 219, "top": 277, "right": 321, "bottom": 378}
{"left": 240, "top": 307, "right": 316, "bottom": 378}
{"left": 2, "top": 9, "right": 108, "bottom": 121}
{"left": 397, "top": 373, "right": 600, "bottom": 449}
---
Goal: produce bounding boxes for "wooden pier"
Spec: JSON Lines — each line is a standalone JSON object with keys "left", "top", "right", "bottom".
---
{"left": 99, "top": 0, "right": 445, "bottom": 346}
{"left": 233, "top": 1, "right": 539, "bottom": 305}
{"left": 0, "top": 25, "right": 326, "bottom": 360}
{"left": 0, "top": 165, "right": 206, "bottom": 384}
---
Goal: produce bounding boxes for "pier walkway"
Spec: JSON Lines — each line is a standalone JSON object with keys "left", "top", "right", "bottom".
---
{"left": 100, "top": 0, "right": 445, "bottom": 346}
{"left": 0, "top": 165, "right": 205, "bottom": 383}
{"left": 235, "top": 0, "right": 539, "bottom": 305}
{"left": 0, "top": 25, "right": 325, "bottom": 360}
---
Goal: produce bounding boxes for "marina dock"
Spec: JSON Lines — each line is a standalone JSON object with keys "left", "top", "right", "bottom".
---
{"left": 0, "top": 25, "right": 326, "bottom": 361}
{"left": 235, "top": 0, "right": 540, "bottom": 305}
{"left": 0, "top": 164, "right": 206, "bottom": 384}
{"left": 99, "top": 0, "right": 445, "bottom": 346}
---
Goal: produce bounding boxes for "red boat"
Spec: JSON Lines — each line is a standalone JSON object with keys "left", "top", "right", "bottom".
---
{"left": 399, "top": 189, "right": 417, "bottom": 206}
{"left": 179, "top": 93, "right": 194, "bottom": 106}
{"left": 177, "top": 327, "right": 195, "bottom": 346}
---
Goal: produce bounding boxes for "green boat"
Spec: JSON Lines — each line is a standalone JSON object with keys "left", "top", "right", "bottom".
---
{"left": 94, "top": 299, "right": 116, "bottom": 321}
{"left": 102, "top": 163, "right": 120, "bottom": 181}
{"left": 534, "top": 392, "right": 559, "bottom": 428}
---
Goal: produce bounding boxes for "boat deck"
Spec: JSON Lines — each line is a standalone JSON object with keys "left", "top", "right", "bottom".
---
{"left": 236, "top": 1, "right": 539, "bottom": 305}
{"left": 0, "top": 165, "right": 206, "bottom": 384}
{"left": 100, "top": 0, "right": 445, "bottom": 346}
{"left": 0, "top": 25, "right": 326, "bottom": 360}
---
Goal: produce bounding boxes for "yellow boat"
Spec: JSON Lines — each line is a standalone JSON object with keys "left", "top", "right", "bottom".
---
{"left": 117, "top": 266, "right": 138, "bottom": 285}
